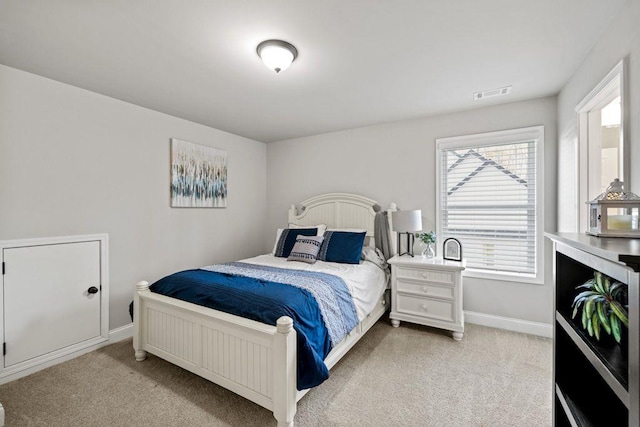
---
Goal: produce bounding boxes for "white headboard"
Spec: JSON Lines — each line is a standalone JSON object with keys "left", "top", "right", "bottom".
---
{"left": 288, "top": 193, "right": 383, "bottom": 237}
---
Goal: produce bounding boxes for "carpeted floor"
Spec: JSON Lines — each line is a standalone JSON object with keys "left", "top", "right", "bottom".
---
{"left": 0, "top": 319, "right": 552, "bottom": 426}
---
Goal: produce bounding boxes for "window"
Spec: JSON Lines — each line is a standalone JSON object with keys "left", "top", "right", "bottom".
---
{"left": 436, "top": 126, "right": 544, "bottom": 282}
{"left": 576, "top": 59, "right": 627, "bottom": 233}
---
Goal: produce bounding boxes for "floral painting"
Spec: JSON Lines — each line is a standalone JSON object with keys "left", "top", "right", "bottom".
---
{"left": 170, "top": 138, "right": 227, "bottom": 208}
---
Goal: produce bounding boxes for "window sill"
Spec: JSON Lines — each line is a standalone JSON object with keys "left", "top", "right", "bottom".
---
{"left": 463, "top": 267, "right": 544, "bottom": 285}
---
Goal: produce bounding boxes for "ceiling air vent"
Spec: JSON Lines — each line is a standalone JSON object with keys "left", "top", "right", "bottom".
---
{"left": 473, "top": 85, "right": 512, "bottom": 100}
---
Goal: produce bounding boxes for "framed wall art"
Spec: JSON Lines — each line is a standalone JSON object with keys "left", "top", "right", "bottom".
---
{"left": 170, "top": 138, "right": 227, "bottom": 208}
{"left": 443, "top": 237, "right": 462, "bottom": 262}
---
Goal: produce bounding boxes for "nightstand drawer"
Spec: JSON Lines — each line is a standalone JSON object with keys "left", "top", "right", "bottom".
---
{"left": 396, "top": 279, "right": 454, "bottom": 300}
{"left": 396, "top": 294, "right": 454, "bottom": 322}
{"left": 395, "top": 266, "right": 454, "bottom": 285}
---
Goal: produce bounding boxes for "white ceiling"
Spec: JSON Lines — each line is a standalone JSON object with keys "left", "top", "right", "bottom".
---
{"left": 0, "top": 1, "right": 627, "bottom": 142}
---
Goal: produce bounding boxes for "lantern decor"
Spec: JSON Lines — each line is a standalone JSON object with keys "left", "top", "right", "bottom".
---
{"left": 587, "top": 178, "right": 640, "bottom": 237}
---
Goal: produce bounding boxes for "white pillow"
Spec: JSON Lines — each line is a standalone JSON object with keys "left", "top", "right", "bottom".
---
{"left": 272, "top": 224, "right": 327, "bottom": 254}
{"left": 326, "top": 228, "right": 367, "bottom": 233}
{"left": 290, "top": 223, "right": 327, "bottom": 235}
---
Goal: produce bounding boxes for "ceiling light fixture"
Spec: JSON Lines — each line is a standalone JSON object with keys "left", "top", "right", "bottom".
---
{"left": 256, "top": 39, "right": 298, "bottom": 74}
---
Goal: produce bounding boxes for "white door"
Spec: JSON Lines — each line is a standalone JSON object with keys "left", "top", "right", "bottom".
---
{"left": 3, "top": 241, "right": 101, "bottom": 368}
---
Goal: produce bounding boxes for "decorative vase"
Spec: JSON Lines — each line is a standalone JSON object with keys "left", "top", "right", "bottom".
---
{"left": 422, "top": 242, "right": 435, "bottom": 258}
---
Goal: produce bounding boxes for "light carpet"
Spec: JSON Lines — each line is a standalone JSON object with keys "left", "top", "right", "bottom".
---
{"left": 0, "top": 320, "right": 552, "bottom": 426}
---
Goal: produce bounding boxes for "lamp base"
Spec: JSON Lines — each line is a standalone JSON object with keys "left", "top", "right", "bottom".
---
{"left": 396, "top": 232, "right": 415, "bottom": 257}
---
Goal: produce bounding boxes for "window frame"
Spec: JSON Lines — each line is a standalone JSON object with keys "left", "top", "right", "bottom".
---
{"left": 575, "top": 59, "right": 628, "bottom": 233}
{"left": 435, "top": 126, "right": 545, "bottom": 285}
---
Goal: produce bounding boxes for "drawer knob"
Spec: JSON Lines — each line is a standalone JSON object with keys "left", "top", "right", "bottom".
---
{"left": 422, "top": 273, "right": 428, "bottom": 278}
{"left": 422, "top": 286, "right": 429, "bottom": 293}
{"left": 421, "top": 304, "right": 428, "bottom": 311}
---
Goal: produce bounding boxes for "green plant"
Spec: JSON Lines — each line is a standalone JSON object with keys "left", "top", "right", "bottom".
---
{"left": 571, "top": 271, "right": 629, "bottom": 343}
{"left": 415, "top": 231, "right": 436, "bottom": 244}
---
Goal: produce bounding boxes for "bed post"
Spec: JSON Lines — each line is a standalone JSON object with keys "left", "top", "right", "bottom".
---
{"left": 133, "top": 280, "right": 149, "bottom": 362}
{"left": 288, "top": 204, "right": 298, "bottom": 223}
{"left": 273, "top": 316, "right": 296, "bottom": 427}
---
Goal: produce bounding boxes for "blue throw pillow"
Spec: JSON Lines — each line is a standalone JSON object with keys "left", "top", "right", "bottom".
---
{"left": 318, "top": 231, "right": 366, "bottom": 264}
{"left": 274, "top": 228, "right": 318, "bottom": 257}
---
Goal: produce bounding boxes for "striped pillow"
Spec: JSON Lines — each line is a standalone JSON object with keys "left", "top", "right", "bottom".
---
{"left": 287, "top": 235, "right": 325, "bottom": 264}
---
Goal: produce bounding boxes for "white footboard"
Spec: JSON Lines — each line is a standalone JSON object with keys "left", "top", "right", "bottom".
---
{"left": 133, "top": 281, "right": 296, "bottom": 426}
{"left": 133, "top": 281, "right": 388, "bottom": 426}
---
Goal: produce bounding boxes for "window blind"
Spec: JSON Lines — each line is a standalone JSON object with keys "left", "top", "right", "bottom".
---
{"left": 439, "top": 140, "right": 537, "bottom": 275}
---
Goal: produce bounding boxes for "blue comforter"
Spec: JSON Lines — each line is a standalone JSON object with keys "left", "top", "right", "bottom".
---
{"left": 150, "top": 262, "right": 359, "bottom": 390}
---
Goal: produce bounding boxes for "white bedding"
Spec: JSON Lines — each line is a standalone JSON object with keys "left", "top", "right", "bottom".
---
{"left": 240, "top": 254, "right": 388, "bottom": 321}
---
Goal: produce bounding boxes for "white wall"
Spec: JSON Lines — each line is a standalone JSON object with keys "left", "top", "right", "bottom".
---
{"left": 267, "top": 96, "right": 557, "bottom": 325}
{"left": 5, "top": 0, "right": 636, "bottom": 335}
{"left": 557, "top": 0, "right": 640, "bottom": 231}
{"left": 0, "top": 65, "right": 267, "bottom": 330}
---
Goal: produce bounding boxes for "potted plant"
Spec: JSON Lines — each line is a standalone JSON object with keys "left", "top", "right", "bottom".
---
{"left": 571, "top": 271, "right": 628, "bottom": 344}
{"left": 414, "top": 231, "right": 436, "bottom": 258}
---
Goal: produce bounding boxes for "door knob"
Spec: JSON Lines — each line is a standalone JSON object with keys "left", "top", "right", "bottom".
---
{"left": 87, "top": 286, "right": 99, "bottom": 294}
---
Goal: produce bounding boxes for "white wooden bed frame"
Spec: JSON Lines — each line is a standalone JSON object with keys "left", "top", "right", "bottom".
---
{"left": 133, "top": 193, "right": 395, "bottom": 426}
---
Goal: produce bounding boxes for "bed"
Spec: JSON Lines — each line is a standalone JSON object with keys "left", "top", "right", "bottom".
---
{"left": 133, "top": 193, "right": 396, "bottom": 426}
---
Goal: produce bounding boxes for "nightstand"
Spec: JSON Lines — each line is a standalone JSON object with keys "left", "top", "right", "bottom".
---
{"left": 388, "top": 255, "right": 465, "bottom": 340}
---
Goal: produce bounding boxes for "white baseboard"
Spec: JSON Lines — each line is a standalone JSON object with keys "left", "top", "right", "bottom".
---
{"left": 464, "top": 311, "right": 552, "bottom": 338}
{"left": 0, "top": 323, "right": 134, "bottom": 386}
{"left": 109, "top": 323, "right": 133, "bottom": 342}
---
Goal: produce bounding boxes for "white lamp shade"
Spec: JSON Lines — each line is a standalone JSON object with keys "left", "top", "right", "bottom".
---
{"left": 257, "top": 40, "right": 297, "bottom": 74}
{"left": 391, "top": 210, "right": 423, "bottom": 232}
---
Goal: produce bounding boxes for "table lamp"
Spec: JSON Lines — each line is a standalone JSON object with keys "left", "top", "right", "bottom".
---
{"left": 391, "top": 210, "right": 423, "bottom": 257}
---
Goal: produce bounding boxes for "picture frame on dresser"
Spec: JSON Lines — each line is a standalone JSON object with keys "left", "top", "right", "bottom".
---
{"left": 443, "top": 238, "right": 462, "bottom": 261}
